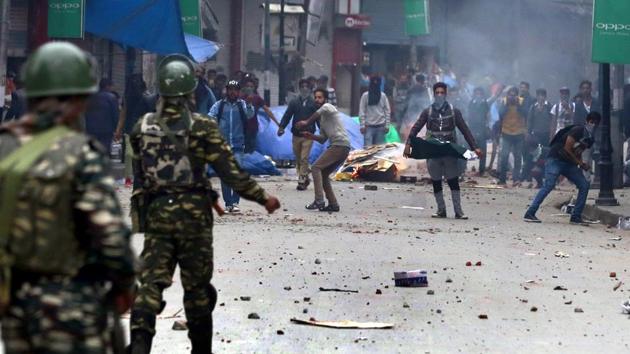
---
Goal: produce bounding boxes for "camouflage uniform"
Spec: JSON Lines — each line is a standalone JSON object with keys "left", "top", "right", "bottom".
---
{"left": 0, "top": 43, "right": 134, "bottom": 354}
{"left": 129, "top": 88, "right": 268, "bottom": 352}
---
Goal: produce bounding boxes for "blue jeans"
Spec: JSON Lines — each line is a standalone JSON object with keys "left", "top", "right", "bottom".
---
{"left": 526, "top": 158, "right": 590, "bottom": 219}
{"left": 220, "top": 150, "right": 243, "bottom": 207}
{"left": 364, "top": 125, "right": 386, "bottom": 147}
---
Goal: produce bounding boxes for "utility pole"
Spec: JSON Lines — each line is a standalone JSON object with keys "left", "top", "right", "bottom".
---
{"left": 0, "top": 0, "right": 11, "bottom": 109}
{"left": 409, "top": 36, "right": 417, "bottom": 71}
{"left": 263, "top": 0, "right": 271, "bottom": 105}
{"left": 278, "top": 0, "right": 286, "bottom": 105}
{"left": 596, "top": 63, "right": 618, "bottom": 206}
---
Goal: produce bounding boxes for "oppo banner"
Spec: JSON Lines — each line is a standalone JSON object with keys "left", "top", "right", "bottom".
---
{"left": 592, "top": 0, "right": 630, "bottom": 64}
{"left": 48, "top": 0, "right": 85, "bottom": 38}
{"left": 180, "top": 0, "right": 201, "bottom": 37}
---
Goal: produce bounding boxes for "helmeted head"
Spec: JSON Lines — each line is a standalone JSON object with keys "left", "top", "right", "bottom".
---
{"left": 23, "top": 42, "right": 98, "bottom": 98}
{"left": 157, "top": 54, "right": 197, "bottom": 97}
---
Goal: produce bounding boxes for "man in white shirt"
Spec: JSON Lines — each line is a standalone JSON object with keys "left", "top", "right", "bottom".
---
{"left": 550, "top": 87, "right": 576, "bottom": 137}
{"left": 295, "top": 88, "right": 351, "bottom": 212}
{"left": 359, "top": 76, "right": 391, "bottom": 147}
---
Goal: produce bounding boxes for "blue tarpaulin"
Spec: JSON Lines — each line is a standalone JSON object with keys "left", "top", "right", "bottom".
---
{"left": 85, "top": 0, "right": 219, "bottom": 62}
{"left": 255, "top": 106, "right": 363, "bottom": 163}
{"left": 185, "top": 33, "right": 220, "bottom": 63}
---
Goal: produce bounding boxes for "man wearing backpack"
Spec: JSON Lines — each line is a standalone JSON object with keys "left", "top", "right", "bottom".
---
{"left": 128, "top": 55, "right": 280, "bottom": 353}
{"left": 523, "top": 111, "right": 601, "bottom": 225}
{"left": 0, "top": 42, "right": 136, "bottom": 353}
{"left": 208, "top": 80, "right": 256, "bottom": 213}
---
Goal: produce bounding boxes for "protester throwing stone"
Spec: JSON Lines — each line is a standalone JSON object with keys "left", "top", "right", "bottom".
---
{"left": 295, "top": 88, "right": 351, "bottom": 212}
{"left": 523, "top": 111, "right": 601, "bottom": 225}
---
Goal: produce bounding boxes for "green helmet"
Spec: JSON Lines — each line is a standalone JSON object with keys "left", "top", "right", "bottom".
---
{"left": 23, "top": 42, "right": 98, "bottom": 98}
{"left": 158, "top": 54, "right": 197, "bottom": 97}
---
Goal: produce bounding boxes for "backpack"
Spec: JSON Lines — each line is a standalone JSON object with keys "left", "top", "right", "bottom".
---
{"left": 0, "top": 126, "right": 88, "bottom": 278}
{"left": 136, "top": 110, "right": 205, "bottom": 189}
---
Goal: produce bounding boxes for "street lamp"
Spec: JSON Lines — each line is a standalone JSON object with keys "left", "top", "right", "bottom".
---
{"left": 595, "top": 63, "right": 618, "bottom": 206}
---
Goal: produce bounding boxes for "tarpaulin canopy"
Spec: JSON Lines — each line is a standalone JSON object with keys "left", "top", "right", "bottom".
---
{"left": 85, "top": 0, "right": 219, "bottom": 62}
{"left": 255, "top": 106, "right": 363, "bottom": 163}
{"left": 184, "top": 33, "right": 220, "bottom": 63}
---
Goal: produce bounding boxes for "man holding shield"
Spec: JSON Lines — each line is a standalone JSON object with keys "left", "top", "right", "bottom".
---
{"left": 404, "top": 82, "right": 483, "bottom": 219}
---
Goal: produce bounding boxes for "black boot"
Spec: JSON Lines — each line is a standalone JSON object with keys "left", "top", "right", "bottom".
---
{"left": 128, "top": 330, "right": 153, "bottom": 354}
{"left": 188, "top": 317, "right": 213, "bottom": 354}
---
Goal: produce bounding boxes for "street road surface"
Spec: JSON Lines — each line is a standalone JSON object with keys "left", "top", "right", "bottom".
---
{"left": 117, "top": 177, "right": 630, "bottom": 353}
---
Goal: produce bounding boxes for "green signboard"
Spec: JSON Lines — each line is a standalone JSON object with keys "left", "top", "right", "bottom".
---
{"left": 48, "top": 0, "right": 84, "bottom": 38}
{"left": 403, "top": 0, "right": 430, "bottom": 36}
{"left": 592, "top": 0, "right": 630, "bottom": 64}
{"left": 180, "top": 0, "right": 201, "bottom": 37}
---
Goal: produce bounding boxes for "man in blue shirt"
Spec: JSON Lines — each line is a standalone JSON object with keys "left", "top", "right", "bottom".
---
{"left": 208, "top": 80, "right": 255, "bottom": 213}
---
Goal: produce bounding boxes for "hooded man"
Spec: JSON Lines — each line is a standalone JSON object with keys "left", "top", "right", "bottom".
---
{"left": 359, "top": 76, "right": 391, "bottom": 147}
{"left": 403, "top": 82, "right": 482, "bottom": 219}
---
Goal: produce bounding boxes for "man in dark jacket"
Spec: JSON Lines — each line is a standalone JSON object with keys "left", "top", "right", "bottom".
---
{"left": 467, "top": 87, "right": 500, "bottom": 175}
{"left": 84, "top": 78, "right": 120, "bottom": 152}
{"left": 524, "top": 112, "right": 601, "bottom": 225}
{"left": 278, "top": 79, "right": 318, "bottom": 190}
{"left": 524, "top": 89, "right": 552, "bottom": 188}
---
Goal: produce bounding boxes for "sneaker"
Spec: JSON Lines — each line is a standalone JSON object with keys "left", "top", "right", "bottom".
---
{"left": 225, "top": 205, "right": 233, "bottom": 214}
{"left": 296, "top": 184, "right": 306, "bottom": 191}
{"left": 569, "top": 217, "right": 589, "bottom": 226}
{"left": 455, "top": 213, "right": 469, "bottom": 220}
{"left": 319, "top": 204, "right": 340, "bottom": 212}
{"left": 306, "top": 200, "right": 325, "bottom": 210}
{"left": 570, "top": 217, "right": 599, "bottom": 225}
{"left": 512, "top": 181, "right": 522, "bottom": 188}
{"left": 431, "top": 210, "right": 447, "bottom": 218}
{"left": 523, "top": 214, "right": 542, "bottom": 223}
{"left": 231, "top": 204, "right": 241, "bottom": 214}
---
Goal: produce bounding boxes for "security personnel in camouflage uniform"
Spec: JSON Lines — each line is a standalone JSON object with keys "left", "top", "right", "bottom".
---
{"left": 128, "top": 54, "right": 280, "bottom": 354}
{"left": 0, "top": 42, "right": 136, "bottom": 353}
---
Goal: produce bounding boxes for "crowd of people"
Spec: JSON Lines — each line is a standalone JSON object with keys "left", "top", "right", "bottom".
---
{"left": 0, "top": 41, "right": 626, "bottom": 354}
{"left": 382, "top": 65, "right": 610, "bottom": 190}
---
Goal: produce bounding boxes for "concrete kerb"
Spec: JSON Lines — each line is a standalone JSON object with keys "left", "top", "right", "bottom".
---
{"left": 555, "top": 196, "right": 625, "bottom": 227}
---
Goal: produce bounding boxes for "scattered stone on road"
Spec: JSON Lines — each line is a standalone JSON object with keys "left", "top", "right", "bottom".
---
{"left": 171, "top": 320, "right": 188, "bottom": 331}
